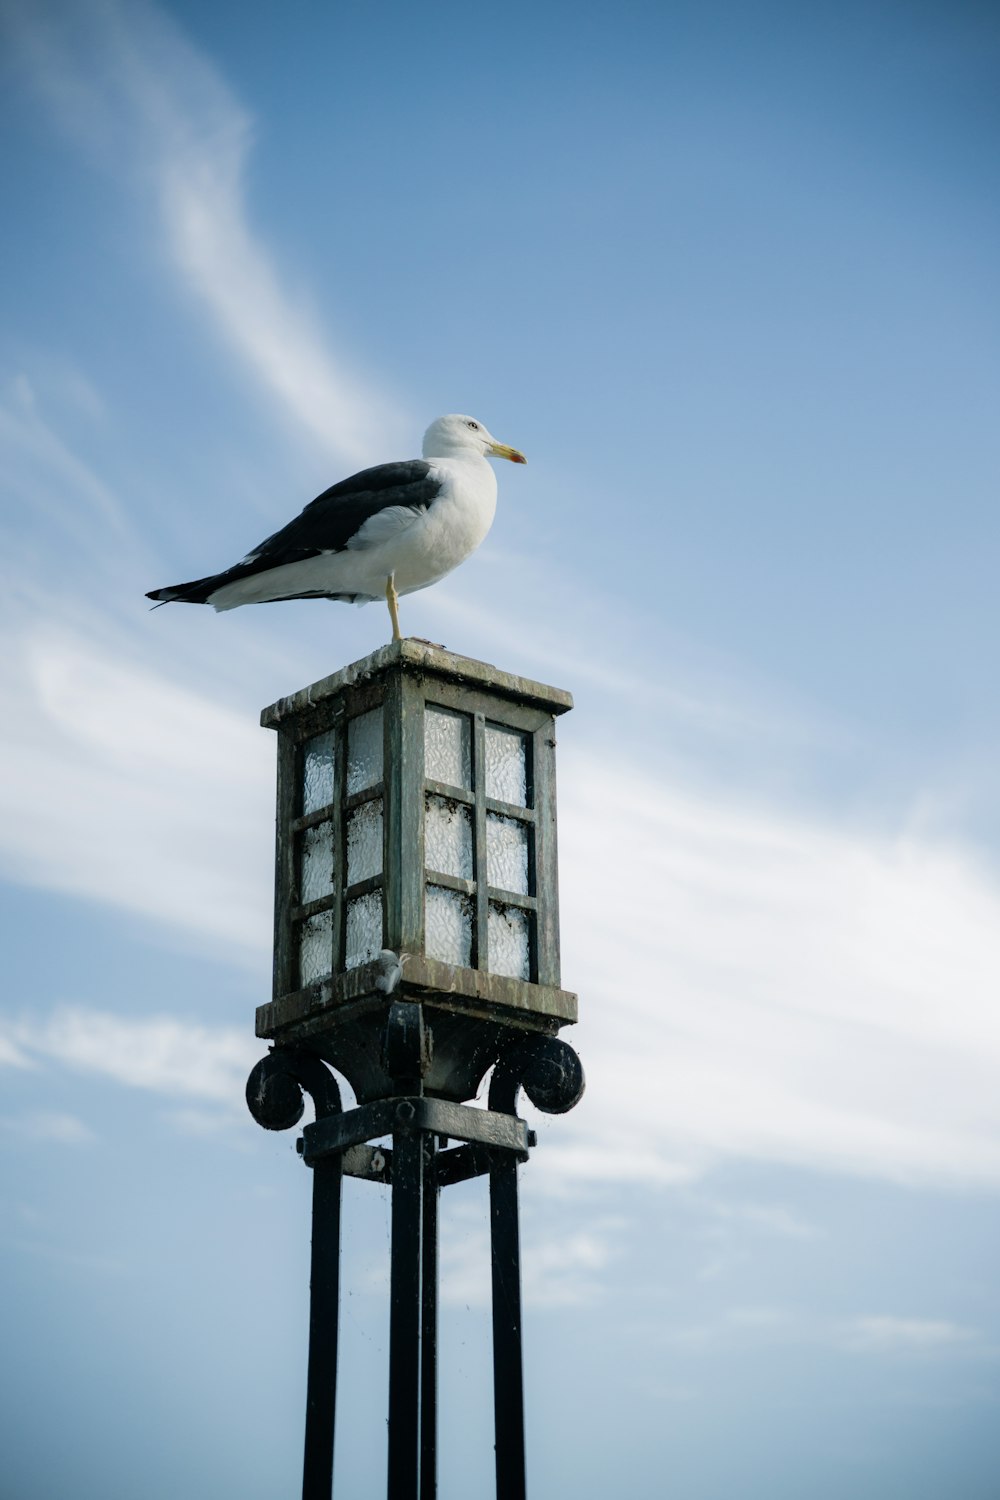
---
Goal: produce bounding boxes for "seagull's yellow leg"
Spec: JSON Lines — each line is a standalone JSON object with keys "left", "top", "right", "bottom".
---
{"left": 386, "top": 574, "right": 402, "bottom": 642}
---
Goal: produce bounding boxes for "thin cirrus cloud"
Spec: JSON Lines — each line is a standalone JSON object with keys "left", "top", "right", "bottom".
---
{"left": 0, "top": 375, "right": 133, "bottom": 545}
{"left": 0, "top": 1110, "right": 96, "bottom": 1146}
{"left": 6, "top": 1005, "right": 259, "bottom": 1106}
{"left": 4, "top": 0, "right": 405, "bottom": 470}
{"left": 0, "top": 622, "right": 274, "bottom": 956}
{"left": 439, "top": 1204, "right": 620, "bottom": 1309}
{"left": 836, "top": 1316, "right": 980, "bottom": 1355}
{"left": 540, "top": 752, "right": 1000, "bottom": 1193}
{"left": 656, "top": 1309, "right": 985, "bottom": 1358}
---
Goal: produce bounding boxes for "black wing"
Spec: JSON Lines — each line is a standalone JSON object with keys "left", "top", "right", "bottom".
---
{"left": 147, "top": 460, "right": 441, "bottom": 603}
{"left": 248, "top": 460, "right": 440, "bottom": 563}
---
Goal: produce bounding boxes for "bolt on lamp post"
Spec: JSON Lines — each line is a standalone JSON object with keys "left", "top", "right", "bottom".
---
{"left": 246, "top": 639, "right": 584, "bottom": 1500}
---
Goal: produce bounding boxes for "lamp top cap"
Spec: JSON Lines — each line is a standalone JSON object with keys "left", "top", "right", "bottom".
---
{"left": 260, "top": 639, "right": 574, "bottom": 730}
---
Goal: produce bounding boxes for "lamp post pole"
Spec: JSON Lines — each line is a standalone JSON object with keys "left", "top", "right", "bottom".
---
{"left": 246, "top": 641, "right": 584, "bottom": 1499}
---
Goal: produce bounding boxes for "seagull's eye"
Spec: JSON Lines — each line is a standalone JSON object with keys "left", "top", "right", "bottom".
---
{"left": 467, "top": 420, "right": 479, "bottom": 430}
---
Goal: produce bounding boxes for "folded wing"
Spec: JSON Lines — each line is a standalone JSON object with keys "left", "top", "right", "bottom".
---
{"left": 147, "top": 460, "right": 442, "bottom": 604}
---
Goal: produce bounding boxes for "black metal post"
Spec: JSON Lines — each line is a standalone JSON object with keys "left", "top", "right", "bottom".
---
{"left": 245, "top": 1050, "right": 346, "bottom": 1500}
{"left": 387, "top": 1119, "right": 424, "bottom": 1500}
{"left": 302, "top": 1155, "right": 344, "bottom": 1500}
{"left": 420, "top": 1135, "right": 440, "bottom": 1499}
{"left": 490, "top": 1153, "right": 526, "bottom": 1500}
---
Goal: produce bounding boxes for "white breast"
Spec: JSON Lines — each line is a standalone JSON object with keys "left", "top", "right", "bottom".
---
{"left": 367, "top": 455, "right": 498, "bottom": 597}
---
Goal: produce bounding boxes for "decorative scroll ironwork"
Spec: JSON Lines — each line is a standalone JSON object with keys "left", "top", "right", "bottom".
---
{"left": 488, "top": 1034, "right": 585, "bottom": 1117}
{"left": 246, "top": 1047, "right": 342, "bottom": 1131}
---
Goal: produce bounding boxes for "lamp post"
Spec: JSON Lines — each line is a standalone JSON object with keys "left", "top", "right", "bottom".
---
{"left": 246, "top": 639, "right": 584, "bottom": 1500}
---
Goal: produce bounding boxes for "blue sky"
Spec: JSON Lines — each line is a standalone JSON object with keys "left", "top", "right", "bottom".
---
{"left": 1, "top": 0, "right": 999, "bottom": 1495}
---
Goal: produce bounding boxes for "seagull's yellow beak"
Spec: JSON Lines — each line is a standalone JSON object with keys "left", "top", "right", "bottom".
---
{"left": 488, "top": 440, "right": 527, "bottom": 464}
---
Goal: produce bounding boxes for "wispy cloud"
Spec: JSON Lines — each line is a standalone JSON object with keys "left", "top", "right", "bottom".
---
{"left": 440, "top": 1203, "right": 621, "bottom": 1309}
{"left": 425, "top": 557, "right": 836, "bottom": 759}
{"left": 0, "top": 1110, "right": 96, "bottom": 1146}
{"left": 0, "top": 373, "right": 130, "bottom": 543}
{"left": 0, "top": 624, "right": 274, "bottom": 956}
{"left": 657, "top": 1308, "right": 986, "bottom": 1360}
{"left": 4, "top": 1235, "right": 130, "bottom": 1277}
{"left": 837, "top": 1316, "right": 980, "bottom": 1355}
{"left": 6, "top": 1005, "right": 260, "bottom": 1105}
{"left": 726, "top": 1304, "right": 795, "bottom": 1330}
{"left": 0, "top": 1035, "right": 32, "bottom": 1069}
{"left": 701, "top": 1200, "right": 822, "bottom": 1241}
{"left": 521, "top": 1226, "right": 618, "bottom": 1307}
{"left": 543, "top": 751, "right": 1000, "bottom": 1192}
{"left": 4, "top": 0, "right": 405, "bottom": 469}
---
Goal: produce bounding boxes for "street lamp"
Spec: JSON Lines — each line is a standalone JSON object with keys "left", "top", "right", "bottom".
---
{"left": 247, "top": 639, "right": 583, "bottom": 1499}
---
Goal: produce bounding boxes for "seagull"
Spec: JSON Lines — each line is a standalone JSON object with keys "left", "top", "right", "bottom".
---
{"left": 146, "top": 414, "right": 526, "bottom": 640}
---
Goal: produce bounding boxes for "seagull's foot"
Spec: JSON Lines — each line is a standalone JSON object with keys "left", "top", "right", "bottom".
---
{"left": 409, "top": 637, "right": 446, "bottom": 650}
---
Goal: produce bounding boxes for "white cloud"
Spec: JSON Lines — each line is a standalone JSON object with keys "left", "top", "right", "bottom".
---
{"left": 549, "top": 752, "right": 1000, "bottom": 1191}
{"left": 4, "top": 0, "right": 406, "bottom": 469}
{"left": 0, "top": 350, "right": 296, "bottom": 965}
{"left": 426, "top": 562, "right": 831, "bottom": 759}
{"left": 0, "top": 374, "right": 131, "bottom": 542}
{"left": 0, "top": 1111, "right": 95, "bottom": 1146}
{"left": 8, "top": 1006, "right": 260, "bottom": 1105}
{"left": 656, "top": 1309, "right": 986, "bottom": 1360}
{"left": 725, "top": 1305, "right": 793, "bottom": 1330}
{"left": 838, "top": 1317, "right": 979, "bottom": 1355}
{"left": 524, "top": 1137, "right": 701, "bottom": 1192}
{"left": 5, "top": 1236, "right": 129, "bottom": 1277}
{"left": 0, "top": 622, "right": 274, "bottom": 958}
{"left": 705, "top": 1202, "right": 821, "bottom": 1241}
{"left": 0, "top": 1035, "right": 32, "bottom": 1070}
{"left": 164, "top": 1106, "right": 254, "bottom": 1139}
{"left": 440, "top": 1204, "right": 621, "bottom": 1309}
{"left": 521, "top": 1227, "right": 617, "bottom": 1307}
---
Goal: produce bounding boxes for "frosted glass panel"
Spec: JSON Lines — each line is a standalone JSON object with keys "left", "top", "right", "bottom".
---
{"left": 425, "top": 884, "right": 472, "bottom": 967}
{"left": 345, "top": 891, "right": 382, "bottom": 968}
{"left": 425, "top": 795, "right": 473, "bottom": 879}
{"left": 302, "top": 731, "right": 335, "bottom": 814}
{"left": 299, "top": 909, "right": 334, "bottom": 986}
{"left": 346, "top": 708, "right": 383, "bottom": 794}
{"left": 347, "top": 798, "right": 383, "bottom": 884}
{"left": 486, "top": 813, "right": 529, "bottom": 894}
{"left": 488, "top": 903, "right": 530, "bottom": 980}
{"left": 485, "top": 726, "right": 526, "bottom": 806}
{"left": 424, "top": 706, "right": 471, "bottom": 789}
{"left": 300, "top": 821, "right": 335, "bottom": 904}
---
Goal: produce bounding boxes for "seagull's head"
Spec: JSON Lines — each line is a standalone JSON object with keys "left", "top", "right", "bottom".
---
{"left": 422, "top": 414, "right": 527, "bottom": 465}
